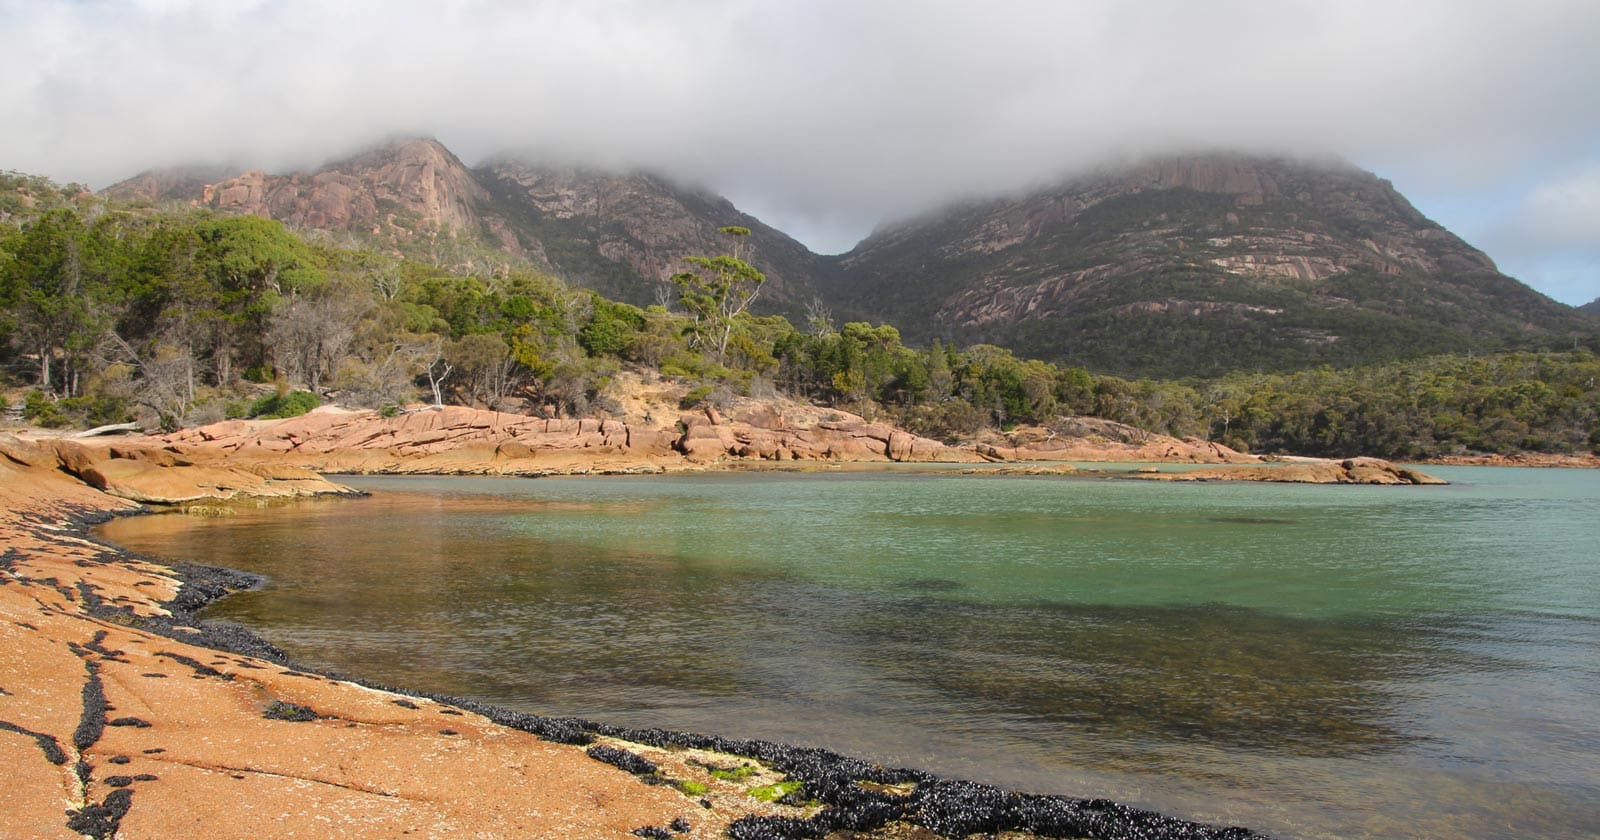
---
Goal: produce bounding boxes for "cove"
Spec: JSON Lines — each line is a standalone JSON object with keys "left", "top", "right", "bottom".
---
{"left": 97, "top": 466, "right": 1600, "bottom": 839}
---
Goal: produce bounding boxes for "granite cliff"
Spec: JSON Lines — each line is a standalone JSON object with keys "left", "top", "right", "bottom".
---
{"left": 108, "top": 139, "right": 498, "bottom": 267}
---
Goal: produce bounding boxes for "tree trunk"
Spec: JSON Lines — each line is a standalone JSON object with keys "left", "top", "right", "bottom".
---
{"left": 72, "top": 422, "right": 141, "bottom": 438}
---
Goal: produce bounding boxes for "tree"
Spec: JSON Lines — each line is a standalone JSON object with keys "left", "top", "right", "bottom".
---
{"left": 0, "top": 209, "right": 109, "bottom": 395}
{"left": 195, "top": 216, "right": 324, "bottom": 381}
{"left": 132, "top": 343, "right": 201, "bottom": 430}
{"left": 446, "top": 332, "right": 522, "bottom": 408}
{"left": 269, "top": 280, "right": 369, "bottom": 394}
{"left": 673, "top": 226, "right": 766, "bottom": 364}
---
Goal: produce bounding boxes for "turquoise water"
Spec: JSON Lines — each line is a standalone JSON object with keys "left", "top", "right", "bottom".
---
{"left": 97, "top": 467, "right": 1600, "bottom": 839}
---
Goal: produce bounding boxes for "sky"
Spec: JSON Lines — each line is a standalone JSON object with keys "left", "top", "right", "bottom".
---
{"left": 2, "top": 0, "right": 1597, "bottom": 306}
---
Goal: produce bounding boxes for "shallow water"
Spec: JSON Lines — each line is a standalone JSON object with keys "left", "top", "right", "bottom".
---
{"left": 98, "top": 466, "right": 1600, "bottom": 839}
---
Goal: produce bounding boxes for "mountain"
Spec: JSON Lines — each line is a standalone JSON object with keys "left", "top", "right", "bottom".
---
{"left": 474, "top": 161, "right": 823, "bottom": 311}
{"left": 107, "top": 139, "right": 497, "bottom": 263}
{"left": 106, "top": 138, "right": 825, "bottom": 317}
{"left": 1580, "top": 297, "right": 1600, "bottom": 316}
{"left": 104, "top": 141, "right": 1592, "bottom": 378}
{"left": 821, "top": 154, "right": 1591, "bottom": 376}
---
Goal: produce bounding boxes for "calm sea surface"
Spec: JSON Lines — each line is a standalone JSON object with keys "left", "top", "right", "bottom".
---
{"left": 97, "top": 466, "right": 1600, "bottom": 839}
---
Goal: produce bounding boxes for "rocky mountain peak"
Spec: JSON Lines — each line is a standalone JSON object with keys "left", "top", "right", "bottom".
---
{"left": 204, "top": 137, "right": 487, "bottom": 238}
{"left": 106, "top": 136, "right": 488, "bottom": 248}
{"left": 822, "top": 152, "right": 1580, "bottom": 375}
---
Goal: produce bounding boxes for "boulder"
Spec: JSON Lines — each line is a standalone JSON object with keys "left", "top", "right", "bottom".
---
{"left": 0, "top": 434, "right": 52, "bottom": 468}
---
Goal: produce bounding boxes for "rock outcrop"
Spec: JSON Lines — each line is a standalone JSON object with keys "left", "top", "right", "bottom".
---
{"left": 972, "top": 418, "right": 1257, "bottom": 463}
{"left": 8, "top": 403, "right": 1448, "bottom": 486}
{"left": 2, "top": 434, "right": 357, "bottom": 505}
{"left": 150, "top": 404, "right": 974, "bottom": 474}
{"left": 1130, "top": 457, "right": 1446, "bottom": 485}
{"left": 108, "top": 138, "right": 500, "bottom": 269}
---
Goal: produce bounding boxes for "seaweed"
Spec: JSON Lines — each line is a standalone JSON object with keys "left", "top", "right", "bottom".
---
{"left": 262, "top": 701, "right": 319, "bottom": 722}
{"left": 0, "top": 719, "right": 68, "bottom": 764}
{"left": 585, "top": 744, "right": 658, "bottom": 776}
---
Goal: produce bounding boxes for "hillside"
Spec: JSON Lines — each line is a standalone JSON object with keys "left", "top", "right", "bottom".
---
{"left": 106, "top": 139, "right": 502, "bottom": 267}
{"left": 1580, "top": 297, "right": 1600, "bottom": 316}
{"left": 822, "top": 154, "right": 1592, "bottom": 376}
{"left": 475, "top": 161, "right": 824, "bottom": 315}
{"left": 98, "top": 142, "right": 1597, "bottom": 378}
{"left": 105, "top": 138, "right": 826, "bottom": 319}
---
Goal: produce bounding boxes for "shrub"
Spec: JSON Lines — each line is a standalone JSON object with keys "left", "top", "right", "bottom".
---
{"left": 248, "top": 390, "right": 321, "bottom": 419}
{"left": 242, "top": 366, "right": 275, "bottom": 384}
{"left": 679, "top": 385, "right": 715, "bottom": 409}
{"left": 55, "top": 394, "right": 131, "bottom": 427}
{"left": 23, "top": 390, "right": 69, "bottom": 428}
{"left": 185, "top": 401, "right": 227, "bottom": 427}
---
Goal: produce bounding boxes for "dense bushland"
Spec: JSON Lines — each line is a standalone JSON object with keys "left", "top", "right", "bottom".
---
{"left": 2, "top": 173, "right": 1595, "bottom": 458}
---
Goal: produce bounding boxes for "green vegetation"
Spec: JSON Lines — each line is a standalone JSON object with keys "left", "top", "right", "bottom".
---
{"left": 2, "top": 174, "right": 1594, "bottom": 460}
{"left": 248, "top": 390, "right": 320, "bottom": 419}
{"left": 261, "top": 701, "right": 319, "bottom": 722}
{"left": 745, "top": 780, "right": 805, "bottom": 802}
{"left": 673, "top": 226, "right": 765, "bottom": 363}
{"left": 708, "top": 764, "right": 758, "bottom": 782}
{"left": 676, "top": 780, "right": 709, "bottom": 797}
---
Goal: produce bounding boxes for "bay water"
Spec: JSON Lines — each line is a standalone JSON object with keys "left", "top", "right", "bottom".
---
{"left": 97, "top": 466, "right": 1600, "bottom": 838}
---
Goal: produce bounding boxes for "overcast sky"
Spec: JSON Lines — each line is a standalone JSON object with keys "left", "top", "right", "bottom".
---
{"left": 2, "top": 0, "right": 1597, "bottom": 305}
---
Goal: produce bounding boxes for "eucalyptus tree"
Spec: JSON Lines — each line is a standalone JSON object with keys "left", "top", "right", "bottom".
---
{"left": 673, "top": 226, "right": 766, "bottom": 364}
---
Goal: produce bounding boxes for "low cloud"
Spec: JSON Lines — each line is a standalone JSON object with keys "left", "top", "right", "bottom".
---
{"left": 1478, "top": 163, "right": 1600, "bottom": 305}
{"left": 1499, "top": 163, "right": 1600, "bottom": 253}
{"left": 1, "top": 1, "right": 1596, "bottom": 299}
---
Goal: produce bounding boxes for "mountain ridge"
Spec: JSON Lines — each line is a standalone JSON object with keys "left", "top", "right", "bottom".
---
{"left": 102, "top": 138, "right": 1593, "bottom": 377}
{"left": 107, "top": 137, "right": 828, "bottom": 317}
{"left": 474, "top": 159, "right": 825, "bottom": 313}
{"left": 821, "top": 152, "right": 1587, "bottom": 375}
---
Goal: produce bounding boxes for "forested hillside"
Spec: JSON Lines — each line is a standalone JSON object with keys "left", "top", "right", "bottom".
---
{"left": 3, "top": 171, "right": 1596, "bottom": 459}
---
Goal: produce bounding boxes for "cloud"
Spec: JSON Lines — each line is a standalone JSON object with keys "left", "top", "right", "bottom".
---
{"left": 2, "top": 0, "right": 1598, "bottom": 298}
{"left": 1502, "top": 163, "right": 1600, "bottom": 252}
{"left": 1471, "top": 162, "right": 1600, "bottom": 305}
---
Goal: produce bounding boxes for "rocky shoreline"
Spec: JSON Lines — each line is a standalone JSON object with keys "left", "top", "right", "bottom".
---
{"left": 2, "top": 407, "right": 1457, "bottom": 839}
{"left": 4, "top": 403, "right": 1444, "bottom": 507}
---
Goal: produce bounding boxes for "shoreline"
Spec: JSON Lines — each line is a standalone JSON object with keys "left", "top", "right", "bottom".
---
{"left": 2, "top": 437, "right": 1267, "bottom": 839}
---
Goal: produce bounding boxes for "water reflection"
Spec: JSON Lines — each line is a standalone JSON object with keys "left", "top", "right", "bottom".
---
{"left": 859, "top": 598, "right": 1445, "bottom": 757}
{"left": 114, "top": 499, "right": 1454, "bottom": 758}
{"left": 95, "top": 471, "right": 1600, "bottom": 840}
